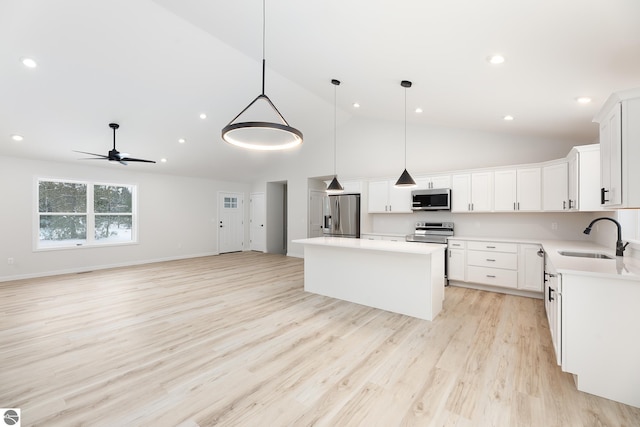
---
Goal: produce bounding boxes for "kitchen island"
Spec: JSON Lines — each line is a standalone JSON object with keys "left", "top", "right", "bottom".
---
{"left": 292, "top": 237, "right": 445, "bottom": 320}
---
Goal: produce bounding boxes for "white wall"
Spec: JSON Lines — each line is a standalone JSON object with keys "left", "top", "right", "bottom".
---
{"left": 0, "top": 156, "right": 250, "bottom": 281}
{"left": 253, "top": 115, "right": 588, "bottom": 257}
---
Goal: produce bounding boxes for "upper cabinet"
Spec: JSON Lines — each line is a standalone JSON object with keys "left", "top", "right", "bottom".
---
{"left": 415, "top": 174, "right": 451, "bottom": 190}
{"left": 594, "top": 88, "right": 640, "bottom": 208}
{"left": 567, "top": 145, "right": 602, "bottom": 211}
{"left": 368, "top": 179, "right": 412, "bottom": 213}
{"left": 542, "top": 161, "right": 569, "bottom": 211}
{"left": 494, "top": 167, "right": 541, "bottom": 212}
{"left": 451, "top": 172, "right": 493, "bottom": 212}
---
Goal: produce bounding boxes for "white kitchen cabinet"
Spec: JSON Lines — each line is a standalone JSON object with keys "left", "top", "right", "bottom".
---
{"left": 447, "top": 239, "right": 543, "bottom": 296}
{"left": 451, "top": 172, "right": 492, "bottom": 212}
{"left": 447, "top": 240, "right": 466, "bottom": 281}
{"left": 567, "top": 144, "right": 601, "bottom": 211}
{"left": 367, "top": 180, "right": 412, "bottom": 213}
{"left": 465, "top": 240, "right": 518, "bottom": 289}
{"left": 593, "top": 88, "right": 640, "bottom": 208}
{"left": 542, "top": 161, "right": 569, "bottom": 211}
{"left": 341, "top": 180, "right": 362, "bottom": 194}
{"left": 494, "top": 167, "right": 541, "bottom": 212}
{"left": 415, "top": 174, "right": 451, "bottom": 190}
{"left": 518, "top": 244, "right": 544, "bottom": 292}
{"left": 544, "top": 257, "right": 561, "bottom": 366}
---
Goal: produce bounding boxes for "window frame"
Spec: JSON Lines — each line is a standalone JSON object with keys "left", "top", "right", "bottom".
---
{"left": 34, "top": 177, "right": 138, "bottom": 251}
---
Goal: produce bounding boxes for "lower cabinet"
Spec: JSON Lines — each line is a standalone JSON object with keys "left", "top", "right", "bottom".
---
{"left": 447, "top": 240, "right": 466, "bottom": 281}
{"left": 447, "top": 239, "right": 543, "bottom": 294}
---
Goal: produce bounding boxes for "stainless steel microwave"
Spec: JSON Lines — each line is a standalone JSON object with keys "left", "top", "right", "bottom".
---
{"left": 411, "top": 188, "right": 451, "bottom": 211}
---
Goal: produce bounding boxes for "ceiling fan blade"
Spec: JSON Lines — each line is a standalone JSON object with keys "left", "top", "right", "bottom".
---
{"left": 73, "top": 150, "right": 109, "bottom": 159}
{"left": 120, "top": 157, "right": 156, "bottom": 163}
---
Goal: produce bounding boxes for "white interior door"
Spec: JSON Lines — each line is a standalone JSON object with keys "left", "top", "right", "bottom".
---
{"left": 218, "top": 192, "right": 244, "bottom": 253}
{"left": 309, "top": 190, "right": 326, "bottom": 237}
{"left": 250, "top": 192, "right": 266, "bottom": 252}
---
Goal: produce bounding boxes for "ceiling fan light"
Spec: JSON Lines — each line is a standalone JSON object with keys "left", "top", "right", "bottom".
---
{"left": 395, "top": 168, "right": 417, "bottom": 187}
{"left": 326, "top": 176, "right": 344, "bottom": 193}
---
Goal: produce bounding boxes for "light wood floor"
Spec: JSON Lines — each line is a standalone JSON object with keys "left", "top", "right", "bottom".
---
{"left": 1, "top": 252, "right": 638, "bottom": 426}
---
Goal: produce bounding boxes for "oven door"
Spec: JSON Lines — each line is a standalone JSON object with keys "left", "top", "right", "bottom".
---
{"left": 411, "top": 188, "right": 451, "bottom": 211}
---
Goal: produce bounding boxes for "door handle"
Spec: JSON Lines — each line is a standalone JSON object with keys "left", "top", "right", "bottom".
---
{"left": 601, "top": 188, "right": 609, "bottom": 204}
{"left": 548, "top": 287, "right": 555, "bottom": 302}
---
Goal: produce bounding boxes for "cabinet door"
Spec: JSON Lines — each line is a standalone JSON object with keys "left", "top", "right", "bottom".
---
{"left": 517, "top": 167, "right": 541, "bottom": 211}
{"left": 543, "top": 162, "right": 569, "bottom": 211}
{"left": 494, "top": 170, "right": 517, "bottom": 211}
{"left": 368, "top": 180, "right": 389, "bottom": 213}
{"left": 518, "top": 244, "right": 544, "bottom": 292}
{"left": 388, "top": 184, "right": 413, "bottom": 213}
{"left": 448, "top": 248, "right": 466, "bottom": 281}
{"left": 600, "top": 103, "right": 622, "bottom": 206}
{"left": 471, "top": 172, "right": 493, "bottom": 212}
{"left": 341, "top": 180, "right": 362, "bottom": 193}
{"left": 567, "top": 154, "right": 578, "bottom": 210}
{"left": 431, "top": 175, "right": 451, "bottom": 189}
{"left": 451, "top": 174, "right": 471, "bottom": 212}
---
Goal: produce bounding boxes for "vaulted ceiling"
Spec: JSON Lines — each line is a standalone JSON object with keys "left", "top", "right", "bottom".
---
{"left": 2, "top": 0, "right": 639, "bottom": 181}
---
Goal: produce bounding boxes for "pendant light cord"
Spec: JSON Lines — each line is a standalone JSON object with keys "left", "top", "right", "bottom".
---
{"left": 334, "top": 82, "right": 337, "bottom": 175}
{"left": 404, "top": 85, "right": 407, "bottom": 169}
{"left": 261, "top": 0, "right": 266, "bottom": 95}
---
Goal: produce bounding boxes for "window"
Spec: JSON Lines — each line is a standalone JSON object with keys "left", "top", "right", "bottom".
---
{"left": 224, "top": 196, "right": 238, "bottom": 209}
{"left": 37, "top": 179, "right": 136, "bottom": 249}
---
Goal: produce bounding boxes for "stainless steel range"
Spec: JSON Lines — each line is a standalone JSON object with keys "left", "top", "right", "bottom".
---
{"left": 405, "top": 222, "right": 454, "bottom": 244}
{"left": 406, "top": 222, "right": 454, "bottom": 284}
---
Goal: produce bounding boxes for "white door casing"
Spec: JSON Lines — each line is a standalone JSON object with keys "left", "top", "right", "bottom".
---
{"left": 218, "top": 192, "right": 244, "bottom": 253}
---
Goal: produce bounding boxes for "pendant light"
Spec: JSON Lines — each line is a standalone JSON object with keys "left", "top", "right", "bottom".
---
{"left": 221, "top": 0, "right": 303, "bottom": 151}
{"left": 395, "top": 80, "right": 417, "bottom": 187}
{"left": 326, "top": 79, "right": 344, "bottom": 193}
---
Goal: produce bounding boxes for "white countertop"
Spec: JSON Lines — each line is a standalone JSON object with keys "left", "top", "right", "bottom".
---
{"left": 293, "top": 237, "right": 445, "bottom": 255}
{"left": 451, "top": 236, "right": 640, "bottom": 281}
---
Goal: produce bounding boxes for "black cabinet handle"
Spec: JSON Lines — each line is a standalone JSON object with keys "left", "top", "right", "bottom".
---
{"left": 548, "top": 287, "right": 555, "bottom": 302}
{"left": 601, "top": 187, "right": 609, "bottom": 204}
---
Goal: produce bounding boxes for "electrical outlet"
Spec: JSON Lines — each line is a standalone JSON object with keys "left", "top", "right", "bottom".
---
{"left": 7, "top": 257, "right": 14, "bottom": 265}
{"left": 551, "top": 222, "right": 558, "bottom": 230}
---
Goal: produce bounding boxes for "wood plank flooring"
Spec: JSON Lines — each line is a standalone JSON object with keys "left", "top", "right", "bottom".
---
{"left": 1, "top": 251, "right": 638, "bottom": 426}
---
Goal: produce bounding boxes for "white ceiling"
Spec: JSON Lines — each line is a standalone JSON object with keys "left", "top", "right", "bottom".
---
{"left": 2, "top": 0, "right": 640, "bottom": 182}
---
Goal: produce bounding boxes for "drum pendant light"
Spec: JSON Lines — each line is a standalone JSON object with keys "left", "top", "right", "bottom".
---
{"left": 221, "top": 0, "right": 303, "bottom": 150}
{"left": 326, "top": 79, "right": 344, "bottom": 193}
{"left": 395, "top": 80, "right": 417, "bottom": 187}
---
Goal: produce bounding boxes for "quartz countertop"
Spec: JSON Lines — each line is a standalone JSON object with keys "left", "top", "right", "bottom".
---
{"left": 450, "top": 236, "right": 640, "bottom": 281}
{"left": 293, "top": 237, "right": 445, "bottom": 255}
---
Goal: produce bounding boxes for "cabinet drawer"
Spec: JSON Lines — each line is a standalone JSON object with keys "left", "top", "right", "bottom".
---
{"left": 467, "top": 250, "right": 517, "bottom": 270}
{"left": 467, "top": 266, "right": 518, "bottom": 289}
{"left": 447, "top": 240, "right": 466, "bottom": 249}
{"left": 467, "top": 241, "right": 518, "bottom": 253}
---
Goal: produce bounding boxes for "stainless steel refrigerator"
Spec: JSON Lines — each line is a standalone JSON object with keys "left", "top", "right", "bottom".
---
{"left": 323, "top": 193, "right": 361, "bottom": 238}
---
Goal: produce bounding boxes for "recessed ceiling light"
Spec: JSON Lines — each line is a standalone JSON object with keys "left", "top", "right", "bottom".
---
{"left": 576, "top": 97, "right": 592, "bottom": 104}
{"left": 352, "top": 102, "right": 360, "bottom": 108}
{"left": 415, "top": 108, "right": 423, "bottom": 113}
{"left": 503, "top": 115, "right": 514, "bottom": 121}
{"left": 178, "top": 138, "right": 186, "bottom": 144}
{"left": 21, "top": 57, "right": 37, "bottom": 68}
{"left": 487, "top": 55, "right": 505, "bottom": 65}
{"left": 199, "top": 113, "right": 207, "bottom": 119}
{"left": 11, "top": 134, "right": 24, "bottom": 141}
{"left": 160, "top": 158, "right": 167, "bottom": 163}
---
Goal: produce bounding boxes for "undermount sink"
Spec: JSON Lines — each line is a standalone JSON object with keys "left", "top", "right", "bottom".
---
{"left": 557, "top": 250, "right": 614, "bottom": 259}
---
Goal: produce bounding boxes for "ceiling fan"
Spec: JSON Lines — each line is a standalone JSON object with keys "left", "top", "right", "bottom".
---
{"left": 74, "top": 123, "right": 156, "bottom": 165}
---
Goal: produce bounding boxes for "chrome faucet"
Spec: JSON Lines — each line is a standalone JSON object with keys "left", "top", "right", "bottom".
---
{"left": 583, "top": 217, "right": 629, "bottom": 256}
